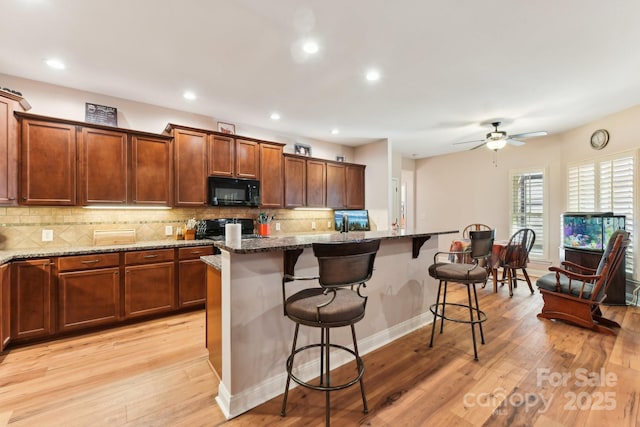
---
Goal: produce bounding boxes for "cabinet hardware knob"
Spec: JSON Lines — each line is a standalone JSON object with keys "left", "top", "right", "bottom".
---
{"left": 8, "top": 197, "right": 15, "bottom": 201}
{"left": 22, "top": 196, "right": 27, "bottom": 201}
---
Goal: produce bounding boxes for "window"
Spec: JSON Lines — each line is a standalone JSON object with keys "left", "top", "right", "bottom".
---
{"left": 567, "top": 153, "right": 635, "bottom": 275}
{"left": 509, "top": 169, "right": 546, "bottom": 259}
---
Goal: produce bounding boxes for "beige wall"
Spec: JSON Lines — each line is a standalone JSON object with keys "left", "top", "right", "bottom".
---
{"left": 355, "top": 139, "right": 390, "bottom": 229}
{"left": 1, "top": 73, "right": 355, "bottom": 162}
{"left": 415, "top": 104, "right": 640, "bottom": 276}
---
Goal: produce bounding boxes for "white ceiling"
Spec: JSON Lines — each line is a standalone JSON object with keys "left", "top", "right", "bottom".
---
{"left": 1, "top": 0, "right": 640, "bottom": 158}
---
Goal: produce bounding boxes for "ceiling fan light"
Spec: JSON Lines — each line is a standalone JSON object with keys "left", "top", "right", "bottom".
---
{"left": 486, "top": 138, "right": 507, "bottom": 150}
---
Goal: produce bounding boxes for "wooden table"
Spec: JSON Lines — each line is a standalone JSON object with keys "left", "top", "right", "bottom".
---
{"left": 449, "top": 238, "right": 511, "bottom": 292}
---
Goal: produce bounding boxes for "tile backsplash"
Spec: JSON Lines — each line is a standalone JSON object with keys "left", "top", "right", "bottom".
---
{"left": 0, "top": 206, "right": 340, "bottom": 250}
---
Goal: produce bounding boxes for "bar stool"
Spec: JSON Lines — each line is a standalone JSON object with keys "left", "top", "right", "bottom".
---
{"left": 280, "top": 239, "right": 380, "bottom": 426}
{"left": 428, "top": 229, "right": 494, "bottom": 360}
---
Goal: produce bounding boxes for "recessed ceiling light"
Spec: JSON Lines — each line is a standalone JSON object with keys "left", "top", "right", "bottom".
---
{"left": 270, "top": 112, "right": 281, "bottom": 120}
{"left": 302, "top": 41, "right": 319, "bottom": 54}
{"left": 365, "top": 69, "right": 380, "bottom": 82}
{"left": 331, "top": 128, "right": 340, "bottom": 135}
{"left": 45, "top": 58, "right": 65, "bottom": 70}
{"left": 183, "top": 91, "right": 196, "bottom": 100}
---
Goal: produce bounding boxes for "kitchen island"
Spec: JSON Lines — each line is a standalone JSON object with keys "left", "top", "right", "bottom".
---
{"left": 200, "top": 228, "right": 456, "bottom": 419}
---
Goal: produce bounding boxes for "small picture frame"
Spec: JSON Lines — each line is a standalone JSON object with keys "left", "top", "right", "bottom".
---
{"left": 217, "top": 122, "right": 235, "bottom": 135}
{"left": 336, "top": 156, "right": 345, "bottom": 162}
{"left": 294, "top": 143, "right": 312, "bottom": 157}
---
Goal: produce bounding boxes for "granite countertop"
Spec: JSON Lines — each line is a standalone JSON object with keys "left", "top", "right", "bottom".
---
{"left": 200, "top": 254, "right": 222, "bottom": 270}
{"left": 0, "top": 239, "right": 215, "bottom": 265}
{"left": 212, "top": 229, "right": 458, "bottom": 254}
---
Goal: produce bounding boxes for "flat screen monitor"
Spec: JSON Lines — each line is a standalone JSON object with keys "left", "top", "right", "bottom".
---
{"left": 334, "top": 209, "right": 370, "bottom": 231}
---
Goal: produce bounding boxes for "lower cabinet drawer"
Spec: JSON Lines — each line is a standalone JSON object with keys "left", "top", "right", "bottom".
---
{"left": 58, "top": 253, "right": 120, "bottom": 272}
{"left": 124, "top": 249, "right": 174, "bottom": 265}
{"left": 58, "top": 267, "right": 120, "bottom": 332}
{"left": 178, "top": 246, "right": 214, "bottom": 260}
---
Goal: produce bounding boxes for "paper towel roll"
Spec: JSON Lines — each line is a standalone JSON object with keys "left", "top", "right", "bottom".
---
{"left": 225, "top": 223, "right": 242, "bottom": 246}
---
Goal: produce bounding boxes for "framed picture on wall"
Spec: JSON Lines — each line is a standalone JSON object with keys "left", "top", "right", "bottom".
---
{"left": 217, "top": 122, "right": 236, "bottom": 134}
{"left": 294, "top": 143, "right": 312, "bottom": 157}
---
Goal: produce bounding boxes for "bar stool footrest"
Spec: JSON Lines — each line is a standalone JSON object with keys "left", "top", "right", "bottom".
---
{"left": 429, "top": 302, "right": 487, "bottom": 325}
{"left": 285, "top": 343, "right": 365, "bottom": 392}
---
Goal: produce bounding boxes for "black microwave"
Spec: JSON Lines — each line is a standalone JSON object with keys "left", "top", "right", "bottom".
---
{"left": 208, "top": 177, "right": 260, "bottom": 207}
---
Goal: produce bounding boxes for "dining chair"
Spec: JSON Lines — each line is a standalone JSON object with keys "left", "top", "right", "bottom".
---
{"left": 462, "top": 223, "right": 492, "bottom": 238}
{"left": 280, "top": 239, "right": 380, "bottom": 426}
{"left": 500, "top": 228, "right": 536, "bottom": 297}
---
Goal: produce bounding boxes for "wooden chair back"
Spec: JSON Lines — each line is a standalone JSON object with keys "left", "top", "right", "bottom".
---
{"left": 503, "top": 228, "right": 536, "bottom": 268}
{"left": 462, "top": 223, "right": 492, "bottom": 238}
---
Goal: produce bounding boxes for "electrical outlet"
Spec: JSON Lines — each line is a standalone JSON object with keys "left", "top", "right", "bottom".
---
{"left": 275, "top": 222, "right": 281, "bottom": 231}
{"left": 42, "top": 229, "right": 53, "bottom": 242}
{"left": 165, "top": 225, "right": 173, "bottom": 236}
{"left": 311, "top": 221, "right": 316, "bottom": 230}
{"left": 327, "top": 221, "right": 332, "bottom": 229}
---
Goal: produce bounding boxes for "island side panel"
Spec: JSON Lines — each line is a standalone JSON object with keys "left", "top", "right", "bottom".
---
{"left": 219, "top": 235, "right": 440, "bottom": 419}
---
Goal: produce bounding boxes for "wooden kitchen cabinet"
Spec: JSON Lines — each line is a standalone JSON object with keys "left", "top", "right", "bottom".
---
{"left": 131, "top": 134, "right": 172, "bottom": 205}
{"left": 208, "top": 134, "right": 234, "bottom": 177}
{"left": 1, "top": 263, "right": 10, "bottom": 350}
{"left": 206, "top": 264, "right": 222, "bottom": 379}
{"left": 306, "top": 159, "right": 327, "bottom": 207}
{"left": 178, "top": 246, "right": 214, "bottom": 308}
{"left": 208, "top": 135, "right": 260, "bottom": 179}
{"left": 345, "top": 164, "right": 365, "bottom": 209}
{"left": 235, "top": 138, "right": 260, "bottom": 179}
{"left": 11, "top": 259, "right": 53, "bottom": 342}
{"left": 78, "top": 127, "right": 128, "bottom": 205}
{"left": 260, "top": 142, "right": 284, "bottom": 208}
{"left": 124, "top": 249, "right": 175, "bottom": 318}
{"left": 57, "top": 253, "right": 120, "bottom": 332}
{"left": 326, "top": 162, "right": 346, "bottom": 208}
{"left": 283, "top": 155, "right": 306, "bottom": 208}
{"left": 0, "top": 91, "right": 27, "bottom": 206}
{"left": 172, "top": 127, "right": 208, "bottom": 206}
{"left": 19, "top": 118, "right": 77, "bottom": 205}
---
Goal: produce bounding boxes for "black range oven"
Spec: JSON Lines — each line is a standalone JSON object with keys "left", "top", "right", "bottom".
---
{"left": 196, "top": 218, "right": 257, "bottom": 241}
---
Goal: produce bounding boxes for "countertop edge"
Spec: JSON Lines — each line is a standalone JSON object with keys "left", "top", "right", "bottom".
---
{"left": 213, "top": 229, "right": 458, "bottom": 254}
{"left": 0, "top": 239, "right": 215, "bottom": 265}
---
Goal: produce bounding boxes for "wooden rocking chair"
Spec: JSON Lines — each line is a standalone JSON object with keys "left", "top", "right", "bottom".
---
{"left": 536, "top": 230, "right": 629, "bottom": 335}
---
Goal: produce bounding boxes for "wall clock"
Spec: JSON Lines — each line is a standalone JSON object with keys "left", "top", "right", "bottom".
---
{"left": 590, "top": 129, "right": 609, "bottom": 150}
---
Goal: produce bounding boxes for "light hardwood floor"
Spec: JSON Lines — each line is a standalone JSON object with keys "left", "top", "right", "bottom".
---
{"left": 1, "top": 284, "right": 638, "bottom": 426}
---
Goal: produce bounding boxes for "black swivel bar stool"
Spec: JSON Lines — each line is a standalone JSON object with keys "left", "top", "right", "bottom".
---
{"left": 428, "top": 229, "right": 494, "bottom": 360}
{"left": 280, "top": 239, "right": 380, "bottom": 426}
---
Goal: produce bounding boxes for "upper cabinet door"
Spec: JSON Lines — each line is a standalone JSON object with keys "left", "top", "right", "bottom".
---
{"left": 173, "top": 128, "right": 207, "bottom": 206}
{"left": 131, "top": 135, "right": 172, "bottom": 205}
{"left": 235, "top": 139, "right": 260, "bottom": 179}
{"left": 20, "top": 119, "right": 77, "bottom": 205}
{"left": 0, "top": 94, "right": 21, "bottom": 206}
{"left": 326, "top": 163, "right": 346, "bottom": 209}
{"left": 208, "top": 134, "right": 234, "bottom": 177}
{"left": 78, "top": 127, "right": 128, "bottom": 205}
{"left": 283, "top": 155, "right": 305, "bottom": 208}
{"left": 345, "top": 164, "right": 365, "bottom": 209}
{"left": 259, "top": 143, "right": 283, "bottom": 208}
{"left": 306, "top": 160, "right": 327, "bottom": 207}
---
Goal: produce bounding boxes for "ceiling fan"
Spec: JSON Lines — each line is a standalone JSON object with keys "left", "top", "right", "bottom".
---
{"left": 454, "top": 121, "right": 548, "bottom": 151}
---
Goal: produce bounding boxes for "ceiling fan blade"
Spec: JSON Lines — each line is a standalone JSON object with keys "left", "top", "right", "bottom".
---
{"left": 507, "top": 139, "right": 526, "bottom": 147}
{"left": 470, "top": 142, "right": 487, "bottom": 150}
{"left": 453, "top": 138, "right": 484, "bottom": 146}
{"left": 509, "top": 130, "right": 547, "bottom": 139}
